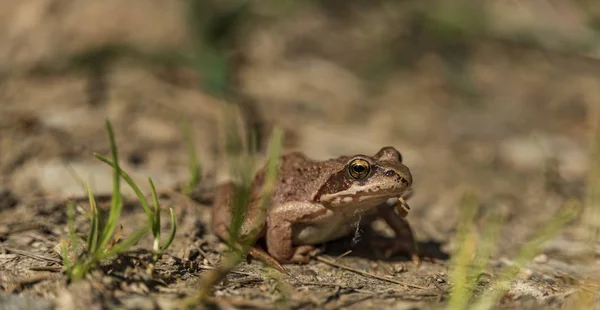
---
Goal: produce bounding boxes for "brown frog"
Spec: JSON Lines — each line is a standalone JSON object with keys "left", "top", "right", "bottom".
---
{"left": 211, "top": 146, "right": 419, "bottom": 269}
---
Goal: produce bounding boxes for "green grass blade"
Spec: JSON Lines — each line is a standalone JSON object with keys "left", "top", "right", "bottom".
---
{"left": 97, "top": 225, "right": 150, "bottom": 261}
{"left": 98, "top": 119, "right": 123, "bottom": 250}
{"left": 84, "top": 184, "right": 100, "bottom": 254}
{"left": 227, "top": 180, "right": 251, "bottom": 247}
{"left": 223, "top": 105, "right": 255, "bottom": 247}
{"left": 148, "top": 178, "right": 161, "bottom": 238}
{"left": 471, "top": 200, "right": 580, "bottom": 310}
{"left": 94, "top": 154, "right": 155, "bottom": 232}
{"left": 569, "top": 103, "right": 600, "bottom": 309}
{"left": 160, "top": 207, "right": 177, "bottom": 252}
{"left": 60, "top": 240, "right": 73, "bottom": 278}
{"left": 181, "top": 121, "right": 201, "bottom": 195}
{"left": 583, "top": 103, "right": 600, "bottom": 244}
{"left": 247, "top": 127, "right": 283, "bottom": 245}
{"left": 66, "top": 201, "right": 77, "bottom": 251}
{"left": 447, "top": 191, "right": 480, "bottom": 310}
{"left": 62, "top": 201, "right": 77, "bottom": 277}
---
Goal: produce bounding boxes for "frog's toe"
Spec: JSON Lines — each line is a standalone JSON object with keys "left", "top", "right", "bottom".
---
{"left": 373, "top": 238, "right": 420, "bottom": 264}
{"left": 386, "top": 242, "right": 418, "bottom": 260}
{"left": 290, "top": 245, "right": 315, "bottom": 264}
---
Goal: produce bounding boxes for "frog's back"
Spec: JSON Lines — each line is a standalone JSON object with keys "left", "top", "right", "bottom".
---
{"left": 270, "top": 152, "right": 348, "bottom": 205}
{"left": 211, "top": 152, "right": 347, "bottom": 242}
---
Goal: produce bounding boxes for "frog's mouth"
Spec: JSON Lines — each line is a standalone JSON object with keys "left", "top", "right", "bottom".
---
{"left": 321, "top": 188, "right": 412, "bottom": 215}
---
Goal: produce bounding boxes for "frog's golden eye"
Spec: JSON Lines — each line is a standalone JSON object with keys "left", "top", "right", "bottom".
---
{"left": 348, "top": 159, "right": 371, "bottom": 179}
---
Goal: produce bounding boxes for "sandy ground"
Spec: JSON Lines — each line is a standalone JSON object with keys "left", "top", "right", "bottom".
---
{"left": 0, "top": 1, "right": 599, "bottom": 309}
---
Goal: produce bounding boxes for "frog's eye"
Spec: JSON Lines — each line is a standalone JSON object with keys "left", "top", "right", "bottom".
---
{"left": 348, "top": 159, "right": 371, "bottom": 180}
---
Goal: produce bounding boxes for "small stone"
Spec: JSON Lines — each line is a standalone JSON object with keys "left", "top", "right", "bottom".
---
{"left": 393, "top": 264, "right": 405, "bottom": 273}
{"left": 216, "top": 243, "right": 229, "bottom": 252}
{"left": 533, "top": 254, "right": 548, "bottom": 264}
{"left": 517, "top": 268, "right": 533, "bottom": 280}
{"left": 301, "top": 268, "right": 318, "bottom": 279}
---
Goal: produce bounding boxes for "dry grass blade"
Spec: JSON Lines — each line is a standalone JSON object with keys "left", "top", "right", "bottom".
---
{"left": 106, "top": 225, "right": 123, "bottom": 250}
{"left": 3, "top": 247, "right": 62, "bottom": 264}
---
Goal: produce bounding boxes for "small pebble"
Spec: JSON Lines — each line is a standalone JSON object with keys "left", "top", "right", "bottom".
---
{"left": 393, "top": 264, "right": 405, "bottom": 273}
{"left": 533, "top": 254, "right": 548, "bottom": 264}
{"left": 302, "top": 268, "right": 318, "bottom": 279}
{"left": 517, "top": 268, "right": 533, "bottom": 280}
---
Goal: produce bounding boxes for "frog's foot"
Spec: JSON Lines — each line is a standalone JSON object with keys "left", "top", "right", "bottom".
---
{"left": 371, "top": 237, "right": 420, "bottom": 265}
{"left": 376, "top": 203, "right": 421, "bottom": 266}
{"left": 290, "top": 245, "right": 316, "bottom": 264}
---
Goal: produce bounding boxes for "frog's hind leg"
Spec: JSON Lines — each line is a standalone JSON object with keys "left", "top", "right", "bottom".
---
{"left": 212, "top": 221, "right": 287, "bottom": 273}
{"left": 375, "top": 202, "right": 420, "bottom": 265}
{"left": 266, "top": 201, "right": 327, "bottom": 264}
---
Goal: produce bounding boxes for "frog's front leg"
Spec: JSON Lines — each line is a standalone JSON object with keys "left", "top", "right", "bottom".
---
{"left": 376, "top": 202, "right": 420, "bottom": 265}
{"left": 266, "top": 201, "right": 328, "bottom": 263}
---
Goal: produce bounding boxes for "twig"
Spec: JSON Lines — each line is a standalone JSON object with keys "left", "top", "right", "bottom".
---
{"left": 336, "top": 250, "right": 352, "bottom": 259}
{"left": 299, "top": 281, "right": 372, "bottom": 294}
{"left": 169, "top": 259, "right": 258, "bottom": 278}
{"left": 314, "top": 255, "right": 429, "bottom": 290}
{"left": 2, "top": 247, "right": 62, "bottom": 263}
{"left": 195, "top": 243, "right": 217, "bottom": 266}
{"left": 193, "top": 264, "right": 258, "bottom": 278}
{"left": 29, "top": 266, "right": 64, "bottom": 272}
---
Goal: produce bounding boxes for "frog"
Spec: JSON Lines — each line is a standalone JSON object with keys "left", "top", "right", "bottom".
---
{"left": 211, "top": 146, "right": 419, "bottom": 270}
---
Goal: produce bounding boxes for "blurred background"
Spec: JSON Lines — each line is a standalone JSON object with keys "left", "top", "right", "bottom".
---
{"left": 1, "top": 0, "right": 598, "bottom": 274}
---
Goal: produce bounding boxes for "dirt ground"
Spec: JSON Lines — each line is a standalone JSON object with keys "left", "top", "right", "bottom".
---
{"left": 1, "top": 1, "right": 599, "bottom": 309}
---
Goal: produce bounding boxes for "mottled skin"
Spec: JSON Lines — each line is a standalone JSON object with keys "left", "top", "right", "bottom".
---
{"left": 211, "top": 146, "right": 419, "bottom": 266}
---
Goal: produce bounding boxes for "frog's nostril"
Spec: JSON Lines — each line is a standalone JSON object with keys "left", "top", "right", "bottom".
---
{"left": 385, "top": 170, "right": 395, "bottom": 177}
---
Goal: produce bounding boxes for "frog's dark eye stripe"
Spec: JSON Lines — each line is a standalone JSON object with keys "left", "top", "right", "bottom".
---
{"left": 348, "top": 159, "right": 371, "bottom": 180}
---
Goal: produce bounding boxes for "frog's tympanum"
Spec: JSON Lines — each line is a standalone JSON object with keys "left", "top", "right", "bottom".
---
{"left": 211, "top": 147, "right": 419, "bottom": 270}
